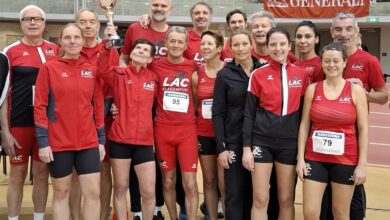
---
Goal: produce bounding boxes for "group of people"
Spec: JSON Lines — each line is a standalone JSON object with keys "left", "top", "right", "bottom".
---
{"left": 0, "top": 1, "right": 388, "bottom": 220}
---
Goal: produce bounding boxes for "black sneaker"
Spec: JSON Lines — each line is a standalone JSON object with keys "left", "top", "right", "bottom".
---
{"left": 133, "top": 216, "right": 141, "bottom": 220}
{"left": 200, "top": 202, "right": 209, "bottom": 217}
{"left": 153, "top": 211, "right": 165, "bottom": 220}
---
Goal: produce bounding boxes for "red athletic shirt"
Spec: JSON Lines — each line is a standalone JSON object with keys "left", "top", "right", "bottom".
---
{"left": 221, "top": 39, "right": 233, "bottom": 63}
{"left": 306, "top": 81, "right": 358, "bottom": 165}
{"left": 121, "top": 22, "right": 168, "bottom": 60}
{"left": 343, "top": 49, "right": 385, "bottom": 91}
{"left": 294, "top": 56, "right": 323, "bottom": 84}
{"left": 150, "top": 58, "right": 198, "bottom": 125}
{"left": 4, "top": 40, "right": 58, "bottom": 127}
{"left": 34, "top": 58, "right": 104, "bottom": 152}
{"left": 184, "top": 29, "right": 204, "bottom": 66}
{"left": 196, "top": 66, "right": 216, "bottom": 137}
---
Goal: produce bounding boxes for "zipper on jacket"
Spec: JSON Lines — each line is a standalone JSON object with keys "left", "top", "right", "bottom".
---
{"left": 280, "top": 63, "right": 288, "bottom": 116}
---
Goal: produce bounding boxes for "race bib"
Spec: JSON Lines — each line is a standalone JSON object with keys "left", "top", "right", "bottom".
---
{"left": 312, "top": 130, "right": 345, "bottom": 155}
{"left": 163, "top": 91, "right": 189, "bottom": 113}
{"left": 201, "top": 99, "right": 213, "bottom": 119}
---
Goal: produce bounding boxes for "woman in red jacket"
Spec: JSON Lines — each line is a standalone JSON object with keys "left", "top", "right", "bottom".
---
{"left": 34, "top": 23, "right": 105, "bottom": 220}
{"left": 98, "top": 38, "right": 157, "bottom": 220}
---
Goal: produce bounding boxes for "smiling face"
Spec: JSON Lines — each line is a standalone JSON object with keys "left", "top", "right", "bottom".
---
{"left": 331, "top": 17, "right": 359, "bottom": 50}
{"left": 200, "top": 34, "right": 222, "bottom": 61}
{"left": 60, "top": 25, "right": 84, "bottom": 58}
{"left": 228, "top": 13, "right": 247, "bottom": 32}
{"left": 130, "top": 43, "right": 153, "bottom": 66}
{"left": 166, "top": 31, "right": 187, "bottom": 59}
{"left": 20, "top": 8, "right": 45, "bottom": 39}
{"left": 295, "top": 25, "right": 319, "bottom": 55}
{"left": 267, "top": 32, "right": 291, "bottom": 64}
{"left": 149, "top": 0, "right": 171, "bottom": 22}
{"left": 231, "top": 33, "right": 252, "bottom": 62}
{"left": 191, "top": 4, "right": 211, "bottom": 31}
{"left": 251, "top": 16, "right": 272, "bottom": 45}
{"left": 321, "top": 49, "right": 346, "bottom": 79}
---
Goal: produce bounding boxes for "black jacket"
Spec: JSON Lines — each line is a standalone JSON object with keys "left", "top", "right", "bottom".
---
{"left": 212, "top": 57, "right": 263, "bottom": 154}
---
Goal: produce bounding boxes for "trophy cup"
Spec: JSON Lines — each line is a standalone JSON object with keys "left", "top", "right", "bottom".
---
{"left": 98, "top": 0, "right": 123, "bottom": 48}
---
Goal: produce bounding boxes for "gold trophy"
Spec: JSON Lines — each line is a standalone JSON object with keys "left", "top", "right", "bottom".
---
{"left": 98, "top": 0, "right": 123, "bottom": 48}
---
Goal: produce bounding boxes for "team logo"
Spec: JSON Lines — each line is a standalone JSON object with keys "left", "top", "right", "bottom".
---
{"left": 61, "top": 72, "right": 69, "bottom": 78}
{"left": 162, "top": 72, "right": 189, "bottom": 87}
{"left": 200, "top": 78, "right": 206, "bottom": 83}
{"left": 159, "top": 161, "right": 167, "bottom": 168}
{"left": 155, "top": 41, "right": 167, "bottom": 57}
{"left": 23, "top": 51, "right": 29, "bottom": 56}
{"left": 288, "top": 77, "right": 303, "bottom": 87}
{"left": 127, "top": 79, "right": 133, "bottom": 84}
{"left": 339, "top": 96, "right": 352, "bottom": 103}
{"left": 351, "top": 63, "right": 364, "bottom": 71}
{"left": 81, "top": 69, "right": 93, "bottom": 78}
{"left": 143, "top": 81, "right": 155, "bottom": 91}
{"left": 229, "top": 151, "right": 237, "bottom": 163}
{"left": 193, "top": 53, "right": 204, "bottom": 63}
{"left": 11, "top": 155, "right": 23, "bottom": 161}
{"left": 252, "top": 146, "right": 263, "bottom": 159}
{"left": 305, "top": 162, "right": 312, "bottom": 176}
{"left": 192, "top": 164, "right": 197, "bottom": 169}
{"left": 305, "top": 66, "right": 315, "bottom": 71}
{"left": 45, "top": 48, "right": 56, "bottom": 56}
{"left": 267, "top": 75, "right": 274, "bottom": 80}
{"left": 315, "top": 95, "right": 322, "bottom": 101}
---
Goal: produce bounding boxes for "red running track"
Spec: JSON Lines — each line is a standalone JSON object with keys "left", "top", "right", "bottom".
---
{"left": 367, "top": 84, "right": 390, "bottom": 167}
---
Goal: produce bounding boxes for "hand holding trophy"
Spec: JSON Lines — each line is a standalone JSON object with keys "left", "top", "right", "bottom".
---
{"left": 98, "top": 0, "right": 123, "bottom": 48}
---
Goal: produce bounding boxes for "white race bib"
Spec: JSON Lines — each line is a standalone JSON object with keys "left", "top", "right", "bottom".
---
{"left": 201, "top": 99, "right": 213, "bottom": 119}
{"left": 163, "top": 91, "right": 189, "bottom": 113}
{"left": 312, "top": 130, "right": 345, "bottom": 155}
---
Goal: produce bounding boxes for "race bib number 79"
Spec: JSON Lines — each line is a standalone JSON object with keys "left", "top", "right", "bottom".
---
{"left": 312, "top": 130, "right": 345, "bottom": 155}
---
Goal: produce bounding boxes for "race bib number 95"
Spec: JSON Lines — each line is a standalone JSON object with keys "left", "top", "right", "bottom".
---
{"left": 312, "top": 130, "right": 345, "bottom": 155}
{"left": 163, "top": 91, "right": 189, "bottom": 113}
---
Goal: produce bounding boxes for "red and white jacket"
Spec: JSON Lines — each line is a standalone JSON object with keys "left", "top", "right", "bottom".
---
{"left": 34, "top": 57, "right": 104, "bottom": 152}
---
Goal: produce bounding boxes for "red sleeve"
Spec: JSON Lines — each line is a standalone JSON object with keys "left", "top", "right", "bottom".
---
{"left": 120, "top": 25, "right": 133, "bottom": 55}
{"left": 288, "top": 52, "right": 298, "bottom": 63}
{"left": 34, "top": 64, "right": 50, "bottom": 129}
{"left": 368, "top": 56, "right": 386, "bottom": 89}
{"left": 97, "top": 48, "right": 116, "bottom": 88}
{"left": 93, "top": 74, "right": 105, "bottom": 130}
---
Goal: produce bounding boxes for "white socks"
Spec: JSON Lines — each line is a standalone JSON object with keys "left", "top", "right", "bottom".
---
{"left": 34, "top": 212, "right": 45, "bottom": 220}
{"left": 8, "top": 216, "right": 18, "bottom": 220}
{"left": 154, "top": 206, "right": 162, "bottom": 215}
{"left": 133, "top": 211, "right": 142, "bottom": 218}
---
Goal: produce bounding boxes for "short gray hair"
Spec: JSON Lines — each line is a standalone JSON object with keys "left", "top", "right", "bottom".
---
{"left": 165, "top": 26, "right": 188, "bottom": 43}
{"left": 331, "top": 12, "right": 359, "bottom": 31}
{"left": 249, "top": 11, "right": 276, "bottom": 28}
{"left": 19, "top": 5, "right": 46, "bottom": 21}
{"left": 75, "top": 8, "right": 98, "bottom": 22}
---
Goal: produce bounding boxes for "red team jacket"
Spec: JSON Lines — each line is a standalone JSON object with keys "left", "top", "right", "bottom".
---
{"left": 34, "top": 58, "right": 105, "bottom": 152}
{"left": 98, "top": 49, "right": 157, "bottom": 146}
{"left": 243, "top": 60, "right": 308, "bottom": 149}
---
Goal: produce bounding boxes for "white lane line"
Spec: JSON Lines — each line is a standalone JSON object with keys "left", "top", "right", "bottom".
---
{"left": 367, "top": 163, "right": 390, "bottom": 168}
{"left": 369, "top": 125, "right": 390, "bottom": 129}
{"left": 370, "top": 112, "right": 390, "bottom": 115}
{"left": 369, "top": 142, "right": 390, "bottom": 146}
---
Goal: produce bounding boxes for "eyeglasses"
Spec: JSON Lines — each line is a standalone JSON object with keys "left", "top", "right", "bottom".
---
{"left": 21, "top": 16, "right": 45, "bottom": 22}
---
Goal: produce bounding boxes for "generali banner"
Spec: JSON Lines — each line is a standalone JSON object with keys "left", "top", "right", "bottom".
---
{"left": 264, "top": 0, "right": 370, "bottom": 18}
